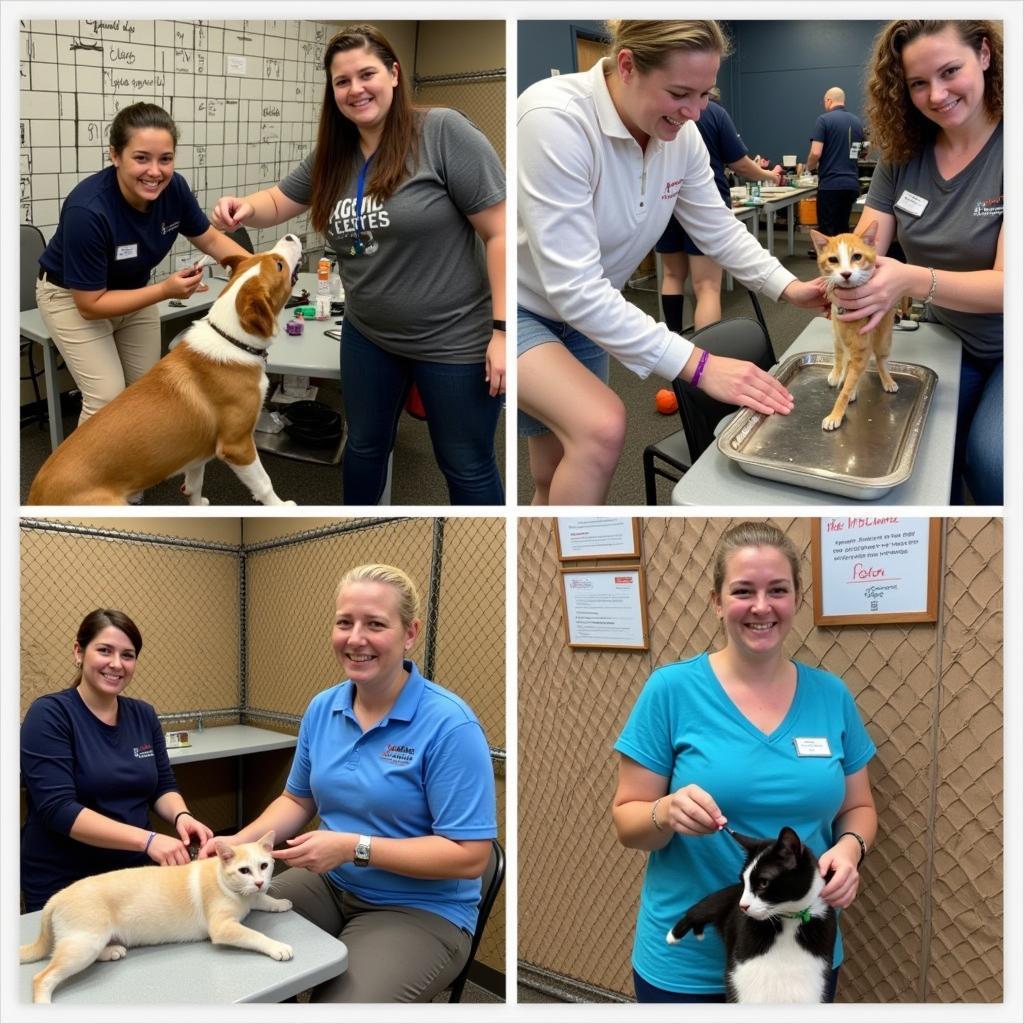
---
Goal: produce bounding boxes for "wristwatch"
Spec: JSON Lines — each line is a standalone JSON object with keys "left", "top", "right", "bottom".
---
{"left": 353, "top": 834, "right": 372, "bottom": 867}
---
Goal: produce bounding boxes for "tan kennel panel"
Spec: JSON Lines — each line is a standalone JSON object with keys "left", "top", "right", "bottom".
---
{"left": 20, "top": 521, "right": 240, "bottom": 720}
{"left": 517, "top": 517, "right": 1002, "bottom": 1003}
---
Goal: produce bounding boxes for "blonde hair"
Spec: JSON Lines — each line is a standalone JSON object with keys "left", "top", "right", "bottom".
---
{"left": 335, "top": 564, "right": 420, "bottom": 626}
{"left": 865, "top": 20, "right": 1003, "bottom": 165}
{"left": 605, "top": 20, "right": 731, "bottom": 73}
{"left": 711, "top": 522, "right": 801, "bottom": 597}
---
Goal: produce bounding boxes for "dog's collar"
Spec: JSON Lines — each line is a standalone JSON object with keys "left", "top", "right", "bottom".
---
{"left": 207, "top": 320, "right": 269, "bottom": 361}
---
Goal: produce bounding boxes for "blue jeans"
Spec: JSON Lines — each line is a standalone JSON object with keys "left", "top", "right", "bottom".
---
{"left": 952, "top": 351, "right": 1002, "bottom": 505}
{"left": 633, "top": 965, "right": 841, "bottom": 1003}
{"left": 340, "top": 318, "right": 504, "bottom": 505}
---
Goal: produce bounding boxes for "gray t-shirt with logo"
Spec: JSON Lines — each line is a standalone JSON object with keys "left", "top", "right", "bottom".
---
{"left": 280, "top": 108, "right": 505, "bottom": 364}
{"left": 865, "top": 121, "right": 1002, "bottom": 359}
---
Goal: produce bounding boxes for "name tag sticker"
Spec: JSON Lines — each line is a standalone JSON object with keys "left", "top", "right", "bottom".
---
{"left": 115, "top": 244, "right": 139, "bottom": 260}
{"left": 794, "top": 737, "right": 832, "bottom": 757}
{"left": 894, "top": 191, "right": 928, "bottom": 217}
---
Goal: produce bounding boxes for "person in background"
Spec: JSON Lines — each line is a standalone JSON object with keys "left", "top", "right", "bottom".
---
{"left": 200, "top": 565, "right": 496, "bottom": 1002}
{"left": 36, "top": 103, "right": 249, "bottom": 426}
{"left": 805, "top": 87, "right": 866, "bottom": 247}
{"left": 212, "top": 25, "right": 506, "bottom": 506}
{"left": 843, "top": 20, "right": 1003, "bottom": 505}
{"left": 21, "top": 609, "right": 214, "bottom": 911}
{"left": 517, "top": 20, "right": 828, "bottom": 505}
{"left": 612, "top": 522, "right": 877, "bottom": 1002}
{"left": 657, "top": 90, "right": 785, "bottom": 335}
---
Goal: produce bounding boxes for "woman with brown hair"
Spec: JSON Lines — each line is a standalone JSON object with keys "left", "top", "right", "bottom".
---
{"left": 842, "top": 20, "right": 1003, "bottom": 504}
{"left": 21, "top": 609, "right": 214, "bottom": 911}
{"left": 213, "top": 25, "right": 506, "bottom": 505}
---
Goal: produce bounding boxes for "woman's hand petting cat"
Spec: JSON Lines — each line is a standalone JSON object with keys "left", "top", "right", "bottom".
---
{"left": 833, "top": 256, "right": 916, "bottom": 333}
{"left": 780, "top": 277, "right": 830, "bottom": 315}
{"left": 663, "top": 784, "right": 728, "bottom": 836}
{"left": 146, "top": 832, "right": 192, "bottom": 866}
{"left": 272, "top": 830, "right": 350, "bottom": 874}
{"left": 817, "top": 843, "right": 860, "bottom": 909}
{"left": 175, "top": 814, "right": 214, "bottom": 849}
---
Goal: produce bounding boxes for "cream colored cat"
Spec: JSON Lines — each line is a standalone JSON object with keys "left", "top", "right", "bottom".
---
{"left": 20, "top": 831, "right": 293, "bottom": 1003}
{"left": 810, "top": 221, "right": 899, "bottom": 431}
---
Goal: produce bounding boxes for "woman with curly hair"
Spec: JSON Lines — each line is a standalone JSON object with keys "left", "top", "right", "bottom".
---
{"left": 841, "top": 21, "right": 1003, "bottom": 505}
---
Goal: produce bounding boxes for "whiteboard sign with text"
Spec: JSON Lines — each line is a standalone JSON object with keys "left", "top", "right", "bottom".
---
{"left": 559, "top": 566, "right": 649, "bottom": 650}
{"left": 811, "top": 517, "right": 940, "bottom": 624}
{"left": 554, "top": 517, "right": 641, "bottom": 560}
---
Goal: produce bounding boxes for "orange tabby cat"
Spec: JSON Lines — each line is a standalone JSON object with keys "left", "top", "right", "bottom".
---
{"left": 810, "top": 221, "right": 898, "bottom": 431}
{"left": 20, "top": 831, "right": 292, "bottom": 1003}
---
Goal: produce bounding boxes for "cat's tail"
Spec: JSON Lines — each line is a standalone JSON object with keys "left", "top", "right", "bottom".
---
{"left": 19, "top": 902, "right": 53, "bottom": 963}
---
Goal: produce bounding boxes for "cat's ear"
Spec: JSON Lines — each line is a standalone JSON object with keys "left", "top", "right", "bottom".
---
{"left": 256, "top": 831, "right": 276, "bottom": 851}
{"left": 725, "top": 829, "right": 762, "bottom": 853}
{"left": 860, "top": 221, "right": 878, "bottom": 246}
{"left": 775, "top": 827, "right": 803, "bottom": 866}
{"left": 214, "top": 839, "right": 237, "bottom": 863}
{"left": 809, "top": 229, "right": 829, "bottom": 253}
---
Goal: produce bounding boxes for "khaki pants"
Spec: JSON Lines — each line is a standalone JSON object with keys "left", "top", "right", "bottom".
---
{"left": 270, "top": 866, "right": 471, "bottom": 1003}
{"left": 36, "top": 277, "right": 160, "bottom": 424}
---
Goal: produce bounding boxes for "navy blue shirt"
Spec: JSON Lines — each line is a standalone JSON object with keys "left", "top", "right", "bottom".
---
{"left": 694, "top": 100, "right": 750, "bottom": 205}
{"left": 811, "top": 107, "right": 865, "bottom": 191}
{"left": 20, "top": 687, "right": 179, "bottom": 910}
{"left": 39, "top": 165, "right": 209, "bottom": 290}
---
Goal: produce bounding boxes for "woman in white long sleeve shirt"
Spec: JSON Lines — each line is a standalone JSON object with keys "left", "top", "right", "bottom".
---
{"left": 517, "top": 20, "right": 827, "bottom": 504}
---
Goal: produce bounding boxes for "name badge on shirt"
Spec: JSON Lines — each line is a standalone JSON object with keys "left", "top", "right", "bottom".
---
{"left": 849, "top": 142, "right": 862, "bottom": 159}
{"left": 894, "top": 191, "right": 928, "bottom": 217}
{"left": 115, "top": 243, "right": 139, "bottom": 260}
{"left": 793, "top": 737, "right": 831, "bottom": 757}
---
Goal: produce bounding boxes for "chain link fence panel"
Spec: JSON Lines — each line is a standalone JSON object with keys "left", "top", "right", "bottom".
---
{"left": 518, "top": 517, "right": 1002, "bottom": 1003}
{"left": 415, "top": 75, "right": 505, "bottom": 164}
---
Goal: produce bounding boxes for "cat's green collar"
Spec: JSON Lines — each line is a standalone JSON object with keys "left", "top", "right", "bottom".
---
{"left": 779, "top": 908, "right": 813, "bottom": 924}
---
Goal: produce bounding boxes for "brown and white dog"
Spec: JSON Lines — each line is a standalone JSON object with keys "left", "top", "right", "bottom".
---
{"left": 27, "top": 235, "right": 303, "bottom": 506}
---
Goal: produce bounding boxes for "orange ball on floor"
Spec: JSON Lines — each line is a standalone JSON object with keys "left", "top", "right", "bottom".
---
{"left": 655, "top": 388, "right": 678, "bottom": 415}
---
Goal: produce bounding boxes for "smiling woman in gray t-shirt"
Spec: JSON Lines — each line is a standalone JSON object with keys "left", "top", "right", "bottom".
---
{"left": 210, "top": 25, "right": 506, "bottom": 506}
{"left": 839, "top": 19, "right": 1004, "bottom": 506}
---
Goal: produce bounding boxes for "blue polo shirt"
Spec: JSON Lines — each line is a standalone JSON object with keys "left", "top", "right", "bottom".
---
{"left": 20, "top": 687, "right": 179, "bottom": 911}
{"left": 285, "top": 661, "right": 496, "bottom": 933}
{"left": 39, "top": 164, "right": 209, "bottom": 290}
{"left": 614, "top": 654, "right": 875, "bottom": 993}
{"left": 811, "top": 107, "right": 865, "bottom": 191}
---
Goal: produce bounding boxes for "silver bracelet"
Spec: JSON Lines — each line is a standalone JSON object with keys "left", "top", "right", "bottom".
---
{"left": 651, "top": 798, "right": 665, "bottom": 832}
{"left": 923, "top": 267, "right": 938, "bottom": 306}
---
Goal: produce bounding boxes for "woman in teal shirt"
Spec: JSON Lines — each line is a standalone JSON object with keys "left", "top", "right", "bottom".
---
{"left": 612, "top": 522, "right": 878, "bottom": 1002}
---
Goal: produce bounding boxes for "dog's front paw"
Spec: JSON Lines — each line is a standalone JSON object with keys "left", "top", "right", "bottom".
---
{"left": 266, "top": 941, "right": 293, "bottom": 961}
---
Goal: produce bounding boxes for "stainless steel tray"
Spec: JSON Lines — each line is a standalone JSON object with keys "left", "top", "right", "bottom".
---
{"left": 717, "top": 352, "right": 937, "bottom": 499}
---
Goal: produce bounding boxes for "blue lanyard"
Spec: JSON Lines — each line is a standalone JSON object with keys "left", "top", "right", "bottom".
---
{"left": 355, "top": 153, "right": 375, "bottom": 231}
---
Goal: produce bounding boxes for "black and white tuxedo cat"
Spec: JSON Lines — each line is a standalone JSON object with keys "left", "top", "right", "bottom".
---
{"left": 666, "top": 826, "right": 837, "bottom": 1003}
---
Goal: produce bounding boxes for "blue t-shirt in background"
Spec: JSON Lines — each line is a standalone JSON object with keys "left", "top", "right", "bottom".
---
{"left": 285, "top": 661, "right": 497, "bottom": 934}
{"left": 614, "top": 654, "right": 876, "bottom": 994}
{"left": 39, "top": 165, "right": 209, "bottom": 290}
{"left": 811, "top": 107, "right": 865, "bottom": 191}
{"left": 20, "top": 687, "right": 179, "bottom": 910}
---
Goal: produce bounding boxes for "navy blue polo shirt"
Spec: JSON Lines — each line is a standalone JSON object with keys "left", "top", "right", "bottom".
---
{"left": 695, "top": 100, "right": 749, "bottom": 205}
{"left": 20, "top": 687, "right": 179, "bottom": 910}
{"left": 285, "top": 661, "right": 497, "bottom": 933}
{"left": 811, "top": 107, "right": 865, "bottom": 191}
{"left": 39, "top": 165, "right": 209, "bottom": 290}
